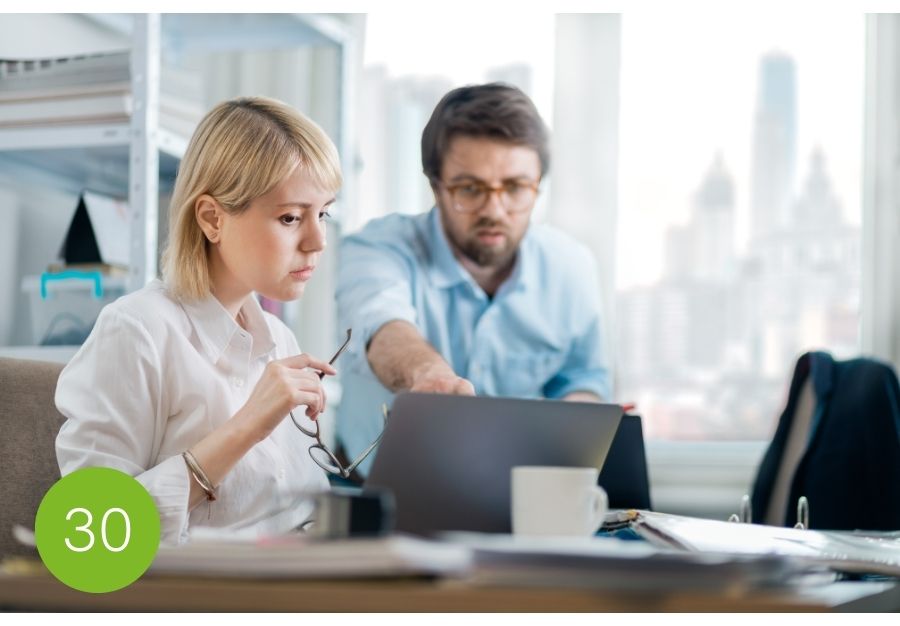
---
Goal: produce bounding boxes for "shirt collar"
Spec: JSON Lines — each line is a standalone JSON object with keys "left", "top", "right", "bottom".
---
{"left": 426, "top": 205, "right": 532, "bottom": 295}
{"left": 179, "top": 290, "right": 277, "bottom": 364}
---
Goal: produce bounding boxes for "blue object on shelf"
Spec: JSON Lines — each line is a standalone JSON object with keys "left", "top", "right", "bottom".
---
{"left": 40, "top": 270, "right": 104, "bottom": 300}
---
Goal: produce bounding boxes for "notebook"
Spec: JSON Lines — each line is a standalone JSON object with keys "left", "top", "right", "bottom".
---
{"left": 150, "top": 534, "right": 471, "bottom": 579}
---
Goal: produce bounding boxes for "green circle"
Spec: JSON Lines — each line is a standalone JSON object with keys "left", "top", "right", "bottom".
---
{"left": 35, "top": 467, "right": 161, "bottom": 593}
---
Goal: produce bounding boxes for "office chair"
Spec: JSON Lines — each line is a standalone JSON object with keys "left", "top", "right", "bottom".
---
{"left": 750, "top": 351, "right": 900, "bottom": 530}
{"left": 0, "top": 358, "right": 66, "bottom": 558}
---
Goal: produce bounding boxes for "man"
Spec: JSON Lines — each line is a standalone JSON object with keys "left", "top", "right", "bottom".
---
{"left": 336, "top": 83, "right": 611, "bottom": 476}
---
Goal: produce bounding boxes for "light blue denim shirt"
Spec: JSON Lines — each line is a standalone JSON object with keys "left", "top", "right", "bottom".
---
{"left": 335, "top": 207, "right": 611, "bottom": 475}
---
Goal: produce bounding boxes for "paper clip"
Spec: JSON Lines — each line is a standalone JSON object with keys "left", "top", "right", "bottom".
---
{"left": 794, "top": 496, "right": 809, "bottom": 530}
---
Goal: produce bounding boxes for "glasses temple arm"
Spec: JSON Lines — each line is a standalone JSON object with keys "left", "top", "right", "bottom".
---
{"left": 318, "top": 328, "right": 353, "bottom": 380}
{"left": 343, "top": 430, "right": 386, "bottom": 475}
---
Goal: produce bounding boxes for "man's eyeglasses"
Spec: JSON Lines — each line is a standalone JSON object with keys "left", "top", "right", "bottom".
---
{"left": 438, "top": 178, "right": 540, "bottom": 214}
{"left": 289, "top": 328, "right": 387, "bottom": 478}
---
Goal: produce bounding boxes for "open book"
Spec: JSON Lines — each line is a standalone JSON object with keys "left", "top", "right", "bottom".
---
{"left": 632, "top": 510, "right": 900, "bottom": 578}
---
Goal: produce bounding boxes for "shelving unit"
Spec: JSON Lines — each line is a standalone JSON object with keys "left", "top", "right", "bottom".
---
{"left": 0, "top": 124, "right": 183, "bottom": 206}
{"left": 0, "top": 13, "right": 356, "bottom": 356}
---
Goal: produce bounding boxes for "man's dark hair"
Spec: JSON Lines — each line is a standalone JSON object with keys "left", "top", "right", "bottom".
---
{"left": 421, "top": 83, "right": 550, "bottom": 183}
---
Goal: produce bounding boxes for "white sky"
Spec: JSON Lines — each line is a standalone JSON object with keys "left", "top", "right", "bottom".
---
{"left": 617, "top": 11, "right": 865, "bottom": 287}
{"left": 363, "top": 10, "right": 557, "bottom": 121}
{"left": 363, "top": 9, "right": 866, "bottom": 289}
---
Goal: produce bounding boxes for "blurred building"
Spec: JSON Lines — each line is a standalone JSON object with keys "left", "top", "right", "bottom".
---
{"left": 741, "top": 147, "right": 860, "bottom": 377}
{"left": 619, "top": 53, "right": 859, "bottom": 440}
{"left": 665, "top": 154, "right": 736, "bottom": 283}
{"left": 750, "top": 52, "right": 797, "bottom": 241}
{"left": 619, "top": 155, "right": 738, "bottom": 437}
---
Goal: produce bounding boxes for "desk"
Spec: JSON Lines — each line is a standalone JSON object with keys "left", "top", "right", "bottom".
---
{"left": 1, "top": 567, "right": 899, "bottom": 612}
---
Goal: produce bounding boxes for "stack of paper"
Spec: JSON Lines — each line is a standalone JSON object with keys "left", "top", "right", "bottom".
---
{"left": 444, "top": 532, "right": 814, "bottom": 591}
{"left": 0, "top": 52, "right": 204, "bottom": 135}
{"left": 633, "top": 511, "right": 900, "bottom": 578}
{"left": 149, "top": 534, "right": 473, "bottom": 580}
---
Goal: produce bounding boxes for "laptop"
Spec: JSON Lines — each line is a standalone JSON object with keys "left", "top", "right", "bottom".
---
{"left": 364, "top": 392, "right": 623, "bottom": 536}
{"left": 598, "top": 414, "right": 653, "bottom": 510}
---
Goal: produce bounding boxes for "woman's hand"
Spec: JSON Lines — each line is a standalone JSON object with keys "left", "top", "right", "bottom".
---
{"left": 237, "top": 354, "right": 336, "bottom": 441}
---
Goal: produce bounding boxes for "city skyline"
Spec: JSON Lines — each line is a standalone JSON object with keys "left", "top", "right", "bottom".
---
{"left": 618, "top": 48, "right": 860, "bottom": 439}
{"left": 617, "top": 12, "right": 864, "bottom": 288}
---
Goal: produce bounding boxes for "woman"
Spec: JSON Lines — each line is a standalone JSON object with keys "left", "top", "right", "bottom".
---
{"left": 55, "top": 97, "right": 341, "bottom": 544}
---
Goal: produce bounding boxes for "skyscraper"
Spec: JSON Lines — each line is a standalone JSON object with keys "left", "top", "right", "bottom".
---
{"left": 750, "top": 53, "right": 797, "bottom": 241}
{"left": 664, "top": 153, "right": 736, "bottom": 282}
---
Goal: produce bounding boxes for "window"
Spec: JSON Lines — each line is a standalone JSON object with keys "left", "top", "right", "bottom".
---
{"left": 358, "top": 12, "right": 867, "bottom": 445}
{"left": 356, "top": 11, "right": 556, "bottom": 232}
{"left": 616, "top": 13, "right": 865, "bottom": 440}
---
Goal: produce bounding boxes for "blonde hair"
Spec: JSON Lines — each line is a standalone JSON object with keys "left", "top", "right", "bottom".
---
{"left": 162, "top": 96, "right": 342, "bottom": 301}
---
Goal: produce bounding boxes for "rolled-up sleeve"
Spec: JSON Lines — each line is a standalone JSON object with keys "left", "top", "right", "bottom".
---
{"left": 336, "top": 232, "right": 418, "bottom": 362}
{"left": 55, "top": 307, "right": 190, "bottom": 544}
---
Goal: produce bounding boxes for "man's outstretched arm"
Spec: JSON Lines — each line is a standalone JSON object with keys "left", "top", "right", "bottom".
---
{"left": 368, "top": 320, "right": 475, "bottom": 396}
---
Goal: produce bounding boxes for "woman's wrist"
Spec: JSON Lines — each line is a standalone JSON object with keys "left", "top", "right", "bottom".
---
{"left": 186, "top": 409, "right": 266, "bottom": 500}
{"left": 230, "top": 406, "right": 273, "bottom": 445}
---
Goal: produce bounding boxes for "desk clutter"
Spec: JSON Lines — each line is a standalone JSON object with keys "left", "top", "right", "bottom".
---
{"left": 150, "top": 534, "right": 472, "bottom": 580}
{"left": 142, "top": 509, "right": 900, "bottom": 592}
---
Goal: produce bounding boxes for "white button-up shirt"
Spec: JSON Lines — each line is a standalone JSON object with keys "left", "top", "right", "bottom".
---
{"left": 55, "top": 279, "right": 329, "bottom": 544}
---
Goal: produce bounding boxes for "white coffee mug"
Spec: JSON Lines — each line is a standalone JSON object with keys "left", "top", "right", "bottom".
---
{"left": 511, "top": 466, "right": 608, "bottom": 537}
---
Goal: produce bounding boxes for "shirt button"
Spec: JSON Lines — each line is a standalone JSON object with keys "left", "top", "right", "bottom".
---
{"left": 278, "top": 468, "right": 286, "bottom": 481}
{"left": 232, "top": 377, "right": 244, "bottom": 388}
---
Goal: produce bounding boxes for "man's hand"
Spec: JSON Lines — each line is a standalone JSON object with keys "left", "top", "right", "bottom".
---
{"left": 368, "top": 320, "right": 476, "bottom": 395}
{"left": 410, "top": 373, "right": 476, "bottom": 395}
{"left": 410, "top": 361, "right": 475, "bottom": 395}
{"left": 562, "top": 391, "right": 603, "bottom": 403}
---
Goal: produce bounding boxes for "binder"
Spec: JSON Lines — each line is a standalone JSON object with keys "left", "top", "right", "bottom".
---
{"left": 630, "top": 510, "right": 900, "bottom": 578}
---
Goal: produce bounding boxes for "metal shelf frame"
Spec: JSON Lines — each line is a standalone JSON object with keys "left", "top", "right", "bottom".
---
{"left": 0, "top": 13, "right": 354, "bottom": 294}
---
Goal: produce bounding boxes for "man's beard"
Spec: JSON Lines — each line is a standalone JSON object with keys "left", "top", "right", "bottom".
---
{"left": 451, "top": 218, "right": 518, "bottom": 268}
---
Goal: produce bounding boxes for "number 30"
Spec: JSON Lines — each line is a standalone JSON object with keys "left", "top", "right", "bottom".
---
{"left": 64, "top": 507, "right": 131, "bottom": 553}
